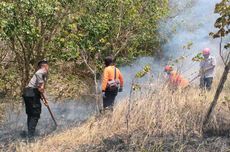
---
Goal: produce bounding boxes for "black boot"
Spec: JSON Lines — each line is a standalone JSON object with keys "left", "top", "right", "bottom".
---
{"left": 28, "top": 116, "right": 39, "bottom": 138}
{"left": 27, "top": 116, "right": 31, "bottom": 131}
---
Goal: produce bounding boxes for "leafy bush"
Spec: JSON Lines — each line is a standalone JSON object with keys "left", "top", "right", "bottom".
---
{"left": 0, "top": 0, "right": 168, "bottom": 94}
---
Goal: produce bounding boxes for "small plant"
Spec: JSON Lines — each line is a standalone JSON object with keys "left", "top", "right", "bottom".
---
{"left": 126, "top": 65, "right": 151, "bottom": 136}
{"left": 183, "top": 41, "right": 193, "bottom": 50}
{"left": 135, "top": 65, "right": 151, "bottom": 79}
{"left": 192, "top": 52, "right": 204, "bottom": 62}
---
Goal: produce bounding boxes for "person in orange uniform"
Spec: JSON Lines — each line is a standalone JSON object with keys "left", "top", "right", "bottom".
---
{"left": 164, "top": 65, "right": 189, "bottom": 89}
{"left": 102, "top": 56, "right": 124, "bottom": 109}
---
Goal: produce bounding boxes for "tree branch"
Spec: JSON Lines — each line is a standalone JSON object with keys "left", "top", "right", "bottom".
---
{"left": 219, "top": 36, "right": 226, "bottom": 65}
{"left": 79, "top": 48, "right": 95, "bottom": 75}
{"left": 225, "top": 51, "right": 230, "bottom": 65}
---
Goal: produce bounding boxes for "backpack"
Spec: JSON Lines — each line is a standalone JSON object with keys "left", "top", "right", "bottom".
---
{"left": 106, "top": 67, "right": 120, "bottom": 91}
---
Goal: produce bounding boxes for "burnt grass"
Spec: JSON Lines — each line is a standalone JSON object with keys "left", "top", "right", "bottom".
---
{"left": 77, "top": 129, "right": 230, "bottom": 152}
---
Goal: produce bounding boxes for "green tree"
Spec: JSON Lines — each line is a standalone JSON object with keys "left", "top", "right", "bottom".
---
{"left": 0, "top": 0, "right": 75, "bottom": 91}
{"left": 50, "top": 0, "right": 168, "bottom": 71}
{"left": 0, "top": 0, "right": 168, "bottom": 96}
{"left": 203, "top": 0, "right": 230, "bottom": 128}
{"left": 48, "top": 0, "right": 168, "bottom": 109}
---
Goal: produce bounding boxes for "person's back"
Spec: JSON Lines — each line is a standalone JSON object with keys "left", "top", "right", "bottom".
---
{"left": 169, "top": 71, "right": 189, "bottom": 88}
{"left": 102, "top": 65, "right": 124, "bottom": 92}
{"left": 102, "top": 56, "right": 124, "bottom": 109}
{"left": 27, "top": 68, "right": 48, "bottom": 88}
{"left": 164, "top": 65, "right": 189, "bottom": 89}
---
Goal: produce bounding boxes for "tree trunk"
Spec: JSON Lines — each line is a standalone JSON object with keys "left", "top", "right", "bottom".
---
{"left": 203, "top": 60, "right": 230, "bottom": 127}
{"left": 94, "top": 66, "right": 101, "bottom": 114}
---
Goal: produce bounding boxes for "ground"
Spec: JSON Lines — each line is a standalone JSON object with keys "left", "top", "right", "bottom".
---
{"left": 0, "top": 66, "right": 229, "bottom": 152}
{"left": 2, "top": 70, "right": 228, "bottom": 152}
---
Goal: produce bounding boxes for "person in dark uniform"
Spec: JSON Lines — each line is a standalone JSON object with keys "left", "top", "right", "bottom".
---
{"left": 102, "top": 56, "right": 124, "bottom": 110}
{"left": 22, "top": 60, "right": 49, "bottom": 137}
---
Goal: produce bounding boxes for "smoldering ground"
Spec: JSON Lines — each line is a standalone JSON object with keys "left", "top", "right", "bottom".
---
{"left": 119, "top": 0, "right": 225, "bottom": 94}
{"left": 0, "top": 98, "right": 96, "bottom": 147}
{"left": 0, "top": 0, "right": 228, "bottom": 150}
{"left": 161, "top": 0, "right": 224, "bottom": 79}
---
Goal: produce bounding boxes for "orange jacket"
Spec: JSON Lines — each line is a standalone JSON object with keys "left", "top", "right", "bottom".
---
{"left": 102, "top": 66, "right": 124, "bottom": 91}
{"left": 168, "top": 71, "right": 189, "bottom": 88}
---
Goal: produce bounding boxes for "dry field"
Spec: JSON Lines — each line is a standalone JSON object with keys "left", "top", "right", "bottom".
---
{"left": 3, "top": 71, "right": 228, "bottom": 152}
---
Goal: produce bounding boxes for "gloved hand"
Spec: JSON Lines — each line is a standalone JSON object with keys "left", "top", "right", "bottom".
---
{"left": 118, "top": 87, "right": 123, "bottom": 92}
{"left": 102, "top": 92, "right": 106, "bottom": 98}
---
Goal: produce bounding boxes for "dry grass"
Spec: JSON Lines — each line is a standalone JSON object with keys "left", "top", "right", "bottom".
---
{"left": 0, "top": 103, "right": 5, "bottom": 123}
{"left": 7, "top": 73, "right": 230, "bottom": 152}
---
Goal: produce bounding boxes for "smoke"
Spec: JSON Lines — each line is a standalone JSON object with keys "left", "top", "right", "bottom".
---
{"left": 0, "top": 0, "right": 224, "bottom": 146}
{"left": 0, "top": 99, "right": 96, "bottom": 145}
{"left": 161, "top": 0, "right": 221, "bottom": 78}
{"left": 118, "top": 0, "right": 222, "bottom": 95}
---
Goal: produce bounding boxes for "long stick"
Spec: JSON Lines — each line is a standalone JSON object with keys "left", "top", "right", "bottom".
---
{"left": 41, "top": 93, "right": 58, "bottom": 127}
{"left": 189, "top": 75, "right": 200, "bottom": 83}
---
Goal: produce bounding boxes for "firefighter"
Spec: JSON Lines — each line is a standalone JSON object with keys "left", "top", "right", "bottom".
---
{"left": 164, "top": 65, "right": 189, "bottom": 89}
{"left": 102, "top": 56, "right": 124, "bottom": 109}
{"left": 22, "top": 60, "right": 49, "bottom": 137}
{"left": 199, "top": 48, "right": 216, "bottom": 91}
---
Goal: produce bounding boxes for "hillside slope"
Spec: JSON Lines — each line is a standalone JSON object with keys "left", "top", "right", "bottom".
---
{"left": 10, "top": 71, "right": 230, "bottom": 152}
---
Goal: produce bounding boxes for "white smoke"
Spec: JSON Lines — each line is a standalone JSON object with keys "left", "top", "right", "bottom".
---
{"left": 0, "top": 0, "right": 225, "bottom": 144}
{"left": 117, "top": 0, "right": 222, "bottom": 97}
{"left": 161, "top": 0, "right": 222, "bottom": 78}
{"left": 0, "top": 99, "right": 96, "bottom": 144}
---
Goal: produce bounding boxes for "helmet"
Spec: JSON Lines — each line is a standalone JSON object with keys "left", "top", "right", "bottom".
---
{"left": 164, "top": 65, "right": 173, "bottom": 72}
{"left": 202, "top": 48, "right": 210, "bottom": 55}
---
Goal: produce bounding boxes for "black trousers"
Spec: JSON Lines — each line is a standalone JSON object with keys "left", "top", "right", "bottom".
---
{"left": 103, "top": 90, "right": 118, "bottom": 109}
{"left": 23, "top": 95, "right": 41, "bottom": 136}
{"left": 200, "top": 77, "right": 213, "bottom": 91}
